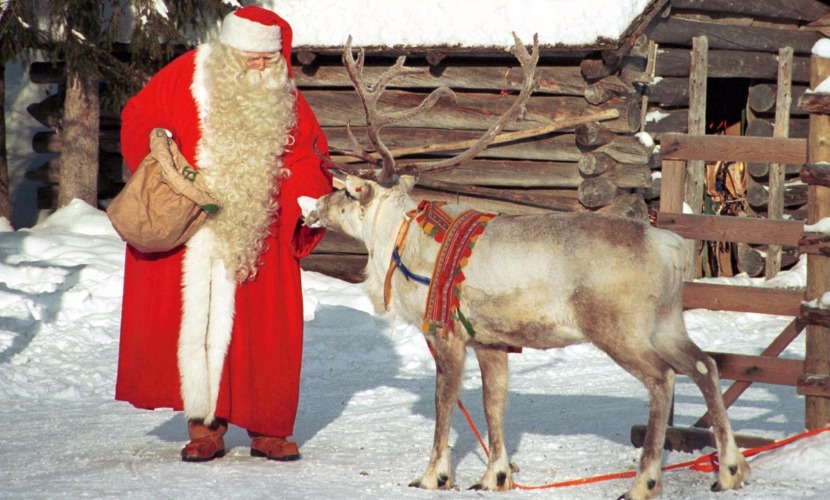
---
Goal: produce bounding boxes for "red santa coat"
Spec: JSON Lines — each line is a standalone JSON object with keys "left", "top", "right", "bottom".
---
{"left": 115, "top": 15, "right": 332, "bottom": 437}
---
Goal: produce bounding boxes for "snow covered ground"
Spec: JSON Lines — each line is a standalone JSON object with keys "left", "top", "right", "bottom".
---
{"left": 3, "top": 1, "right": 830, "bottom": 498}
{"left": 0, "top": 200, "right": 828, "bottom": 499}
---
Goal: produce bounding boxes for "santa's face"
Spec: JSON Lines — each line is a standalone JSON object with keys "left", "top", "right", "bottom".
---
{"left": 235, "top": 51, "right": 287, "bottom": 89}
{"left": 243, "top": 51, "right": 280, "bottom": 71}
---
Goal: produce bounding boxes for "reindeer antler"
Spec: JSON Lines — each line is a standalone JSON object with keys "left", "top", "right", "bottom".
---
{"left": 326, "top": 33, "right": 539, "bottom": 185}
{"left": 396, "top": 33, "right": 540, "bottom": 177}
{"left": 342, "top": 35, "right": 457, "bottom": 183}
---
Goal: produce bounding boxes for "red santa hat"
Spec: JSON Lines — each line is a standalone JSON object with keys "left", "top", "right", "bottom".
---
{"left": 219, "top": 6, "right": 282, "bottom": 53}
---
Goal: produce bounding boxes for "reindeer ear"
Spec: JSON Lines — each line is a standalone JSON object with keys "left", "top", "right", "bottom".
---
{"left": 397, "top": 175, "right": 418, "bottom": 193}
{"left": 345, "top": 176, "right": 367, "bottom": 197}
{"left": 344, "top": 175, "right": 375, "bottom": 205}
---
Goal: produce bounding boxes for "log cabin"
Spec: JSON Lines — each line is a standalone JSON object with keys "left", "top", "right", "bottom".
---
{"left": 24, "top": 0, "right": 830, "bottom": 279}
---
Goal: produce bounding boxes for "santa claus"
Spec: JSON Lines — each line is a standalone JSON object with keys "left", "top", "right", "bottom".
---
{"left": 115, "top": 6, "right": 332, "bottom": 462}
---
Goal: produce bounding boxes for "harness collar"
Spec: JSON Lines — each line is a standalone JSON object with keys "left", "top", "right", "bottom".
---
{"left": 383, "top": 209, "right": 429, "bottom": 310}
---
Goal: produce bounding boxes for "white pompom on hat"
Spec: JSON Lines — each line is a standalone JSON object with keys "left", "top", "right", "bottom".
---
{"left": 219, "top": 6, "right": 282, "bottom": 53}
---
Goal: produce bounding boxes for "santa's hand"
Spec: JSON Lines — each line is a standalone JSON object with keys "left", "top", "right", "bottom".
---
{"left": 298, "top": 196, "right": 321, "bottom": 227}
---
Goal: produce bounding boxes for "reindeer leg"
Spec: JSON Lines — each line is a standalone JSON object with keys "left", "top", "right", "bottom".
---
{"left": 654, "top": 334, "right": 750, "bottom": 492}
{"left": 469, "top": 344, "right": 512, "bottom": 491}
{"left": 626, "top": 365, "right": 674, "bottom": 500}
{"left": 596, "top": 343, "right": 674, "bottom": 500}
{"left": 409, "top": 333, "right": 467, "bottom": 490}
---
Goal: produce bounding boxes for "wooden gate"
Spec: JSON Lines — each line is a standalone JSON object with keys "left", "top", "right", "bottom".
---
{"left": 632, "top": 43, "right": 830, "bottom": 451}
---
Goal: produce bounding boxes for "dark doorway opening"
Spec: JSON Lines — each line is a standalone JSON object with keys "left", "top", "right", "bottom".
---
{"left": 701, "top": 78, "right": 751, "bottom": 277}
{"left": 706, "top": 77, "right": 750, "bottom": 135}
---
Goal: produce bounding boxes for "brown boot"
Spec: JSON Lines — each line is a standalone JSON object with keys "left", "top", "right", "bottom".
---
{"left": 248, "top": 430, "right": 301, "bottom": 461}
{"left": 181, "top": 418, "right": 227, "bottom": 462}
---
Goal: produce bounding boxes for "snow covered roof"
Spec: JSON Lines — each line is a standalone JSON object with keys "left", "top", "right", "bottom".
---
{"left": 251, "top": 0, "right": 664, "bottom": 52}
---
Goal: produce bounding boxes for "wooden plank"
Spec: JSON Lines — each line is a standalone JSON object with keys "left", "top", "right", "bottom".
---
{"left": 421, "top": 160, "right": 584, "bottom": 188}
{"left": 800, "top": 303, "right": 830, "bottom": 328}
{"left": 695, "top": 318, "right": 805, "bottom": 428}
{"left": 647, "top": 110, "right": 812, "bottom": 140}
{"left": 799, "top": 92, "right": 830, "bottom": 115}
{"left": 797, "top": 374, "right": 830, "bottom": 397}
{"left": 707, "top": 351, "right": 803, "bottom": 386}
{"left": 683, "top": 282, "right": 804, "bottom": 316}
{"left": 305, "top": 89, "right": 640, "bottom": 133}
{"left": 296, "top": 64, "right": 588, "bottom": 96}
{"left": 654, "top": 48, "right": 812, "bottom": 82}
{"left": 766, "top": 47, "right": 794, "bottom": 279}
{"left": 418, "top": 159, "right": 651, "bottom": 189}
{"left": 329, "top": 109, "right": 620, "bottom": 164}
{"left": 325, "top": 126, "right": 584, "bottom": 163}
{"left": 806, "top": 51, "right": 830, "bottom": 429}
{"left": 658, "top": 159, "right": 686, "bottom": 213}
{"left": 417, "top": 180, "right": 587, "bottom": 212}
{"left": 630, "top": 425, "right": 773, "bottom": 452}
{"left": 645, "top": 76, "right": 689, "bottom": 107}
{"left": 649, "top": 16, "right": 821, "bottom": 55}
{"left": 656, "top": 212, "right": 804, "bottom": 247}
{"left": 801, "top": 162, "right": 830, "bottom": 189}
{"left": 684, "top": 36, "right": 708, "bottom": 280}
{"left": 670, "top": 0, "right": 830, "bottom": 23}
{"left": 659, "top": 134, "right": 808, "bottom": 164}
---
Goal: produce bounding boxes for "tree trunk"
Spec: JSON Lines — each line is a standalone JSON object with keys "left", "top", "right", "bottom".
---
{"left": 0, "top": 64, "right": 11, "bottom": 222}
{"left": 58, "top": 72, "right": 100, "bottom": 208}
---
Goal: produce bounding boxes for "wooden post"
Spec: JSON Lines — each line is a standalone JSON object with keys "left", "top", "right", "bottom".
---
{"left": 639, "top": 41, "right": 657, "bottom": 132}
{"left": 684, "top": 36, "right": 708, "bottom": 279}
{"left": 805, "top": 47, "right": 830, "bottom": 429}
{"left": 766, "top": 47, "right": 794, "bottom": 279}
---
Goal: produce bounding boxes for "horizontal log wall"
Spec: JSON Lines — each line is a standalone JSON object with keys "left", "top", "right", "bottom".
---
{"left": 295, "top": 52, "right": 651, "bottom": 218}
{"left": 296, "top": 46, "right": 660, "bottom": 278}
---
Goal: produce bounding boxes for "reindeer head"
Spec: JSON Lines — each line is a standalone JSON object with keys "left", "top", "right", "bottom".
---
{"left": 300, "top": 175, "right": 417, "bottom": 239}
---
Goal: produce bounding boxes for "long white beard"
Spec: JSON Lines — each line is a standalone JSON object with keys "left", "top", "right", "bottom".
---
{"left": 193, "top": 44, "right": 297, "bottom": 282}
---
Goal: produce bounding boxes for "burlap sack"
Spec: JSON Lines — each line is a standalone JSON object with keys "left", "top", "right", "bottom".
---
{"left": 107, "top": 129, "right": 219, "bottom": 253}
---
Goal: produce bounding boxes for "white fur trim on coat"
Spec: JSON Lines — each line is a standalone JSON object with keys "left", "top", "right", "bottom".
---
{"left": 178, "top": 227, "right": 236, "bottom": 424}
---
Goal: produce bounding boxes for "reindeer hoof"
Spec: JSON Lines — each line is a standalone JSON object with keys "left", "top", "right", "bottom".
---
{"left": 468, "top": 483, "right": 485, "bottom": 491}
{"left": 409, "top": 474, "right": 450, "bottom": 490}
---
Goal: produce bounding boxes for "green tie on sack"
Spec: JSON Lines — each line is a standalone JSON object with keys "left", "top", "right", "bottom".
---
{"left": 107, "top": 128, "right": 219, "bottom": 253}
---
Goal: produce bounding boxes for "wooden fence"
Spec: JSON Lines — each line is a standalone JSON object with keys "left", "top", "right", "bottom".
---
{"left": 629, "top": 45, "right": 830, "bottom": 449}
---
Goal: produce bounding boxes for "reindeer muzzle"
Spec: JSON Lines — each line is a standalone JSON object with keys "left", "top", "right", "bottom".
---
{"left": 298, "top": 196, "right": 322, "bottom": 228}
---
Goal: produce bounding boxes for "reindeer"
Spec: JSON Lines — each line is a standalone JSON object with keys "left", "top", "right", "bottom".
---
{"left": 301, "top": 34, "right": 750, "bottom": 499}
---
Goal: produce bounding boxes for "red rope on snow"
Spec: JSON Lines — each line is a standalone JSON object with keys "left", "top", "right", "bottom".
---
{"left": 421, "top": 337, "right": 830, "bottom": 490}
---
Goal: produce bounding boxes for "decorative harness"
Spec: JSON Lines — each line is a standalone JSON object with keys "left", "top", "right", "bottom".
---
{"left": 383, "top": 200, "right": 495, "bottom": 338}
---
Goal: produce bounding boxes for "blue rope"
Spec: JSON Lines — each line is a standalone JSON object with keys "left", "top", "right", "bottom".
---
{"left": 392, "top": 246, "right": 431, "bottom": 285}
